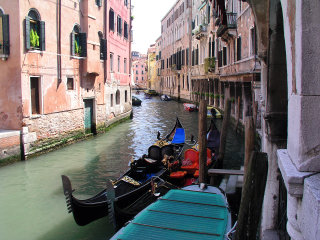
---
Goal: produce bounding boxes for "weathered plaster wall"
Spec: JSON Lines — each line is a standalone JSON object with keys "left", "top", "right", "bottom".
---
{"left": 0, "top": 0, "right": 23, "bottom": 130}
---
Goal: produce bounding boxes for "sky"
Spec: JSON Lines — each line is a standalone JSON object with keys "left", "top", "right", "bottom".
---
{"left": 131, "top": 0, "right": 175, "bottom": 54}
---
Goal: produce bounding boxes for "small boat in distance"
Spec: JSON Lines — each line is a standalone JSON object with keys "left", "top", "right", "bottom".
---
{"left": 160, "top": 94, "right": 171, "bottom": 101}
{"left": 207, "top": 106, "right": 223, "bottom": 118}
{"left": 111, "top": 184, "right": 232, "bottom": 240}
{"left": 132, "top": 96, "right": 142, "bottom": 106}
{"left": 183, "top": 103, "right": 198, "bottom": 112}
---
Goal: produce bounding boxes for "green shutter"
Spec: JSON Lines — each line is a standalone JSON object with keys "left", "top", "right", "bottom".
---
{"left": 79, "top": 32, "right": 87, "bottom": 57}
{"left": 100, "top": 38, "right": 107, "bottom": 60}
{"left": 40, "top": 21, "right": 45, "bottom": 51}
{"left": 25, "top": 17, "right": 31, "bottom": 50}
{"left": 2, "top": 14, "right": 10, "bottom": 55}
{"left": 70, "top": 32, "right": 75, "bottom": 55}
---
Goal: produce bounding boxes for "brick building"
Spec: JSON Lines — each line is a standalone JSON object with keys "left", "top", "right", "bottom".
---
{"left": 0, "top": 0, "right": 132, "bottom": 160}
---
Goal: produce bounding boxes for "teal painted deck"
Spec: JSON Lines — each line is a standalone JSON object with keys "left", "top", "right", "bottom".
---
{"left": 112, "top": 188, "right": 229, "bottom": 240}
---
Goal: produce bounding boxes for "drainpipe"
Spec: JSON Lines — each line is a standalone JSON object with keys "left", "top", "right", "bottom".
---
{"left": 104, "top": 0, "right": 107, "bottom": 86}
{"left": 57, "top": 0, "right": 62, "bottom": 83}
{"left": 129, "top": 0, "right": 132, "bottom": 93}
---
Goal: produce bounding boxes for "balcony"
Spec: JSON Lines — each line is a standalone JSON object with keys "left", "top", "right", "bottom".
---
{"left": 216, "top": 13, "right": 237, "bottom": 41}
{"left": 204, "top": 57, "right": 216, "bottom": 74}
{"left": 192, "top": 24, "right": 208, "bottom": 40}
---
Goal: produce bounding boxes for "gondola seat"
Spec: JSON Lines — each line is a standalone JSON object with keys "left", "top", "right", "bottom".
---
{"left": 180, "top": 148, "right": 212, "bottom": 174}
{"left": 169, "top": 171, "right": 187, "bottom": 179}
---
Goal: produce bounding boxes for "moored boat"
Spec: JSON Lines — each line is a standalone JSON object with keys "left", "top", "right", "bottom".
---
{"left": 183, "top": 103, "right": 198, "bottom": 112}
{"left": 160, "top": 94, "right": 171, "bottom": 101}
{"left": 61, "top": 118, "right": 185, "bottom": 227}
{"left": 207, "top": 106, "right": 223, "bottom": 118}
{"left": 132, "top": 96, "right": 142, "bottom": 106}
{"left": 111, "top": 184, "right": 232, "bottom": 240}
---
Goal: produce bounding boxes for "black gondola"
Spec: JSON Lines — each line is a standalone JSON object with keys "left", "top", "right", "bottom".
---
{"left": 61, "top": 118, "right": 185, "bottom": 227}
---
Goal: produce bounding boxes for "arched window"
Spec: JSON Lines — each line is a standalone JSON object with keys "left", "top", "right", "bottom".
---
{"left": 116, "top": 90, "right": 120, "bottom": 105}
{"left": 71, "top": 24, "right": 86, "bottom": 57}
{"left": 0, "top": 8, "right": 4, "bottom": 16}
{"left": 25, "top": 9, "right": 45, "bottom": 51}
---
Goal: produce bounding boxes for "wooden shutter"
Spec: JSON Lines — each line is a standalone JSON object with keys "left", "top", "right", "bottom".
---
{"left": 70, "top": 32, "right": 75, "bottom": 55}
{"left": 237, "top": 37, "right": 241, "bottom": 61}
{"left": 109, "top": 10, "right": 114, "bottom": 31}
{"left": 40, "top": 21, "right": 45, "bottom": 51}
{"left": 2, "top": 14, "right": 10, "bottom": 55}
{"left": 25, "top": 17, "right": 31, "bottom": 50}
{"left": 79, "top": 32, "right": 87, "bottom": 57}
{"left": 209, "top": 40, "right": 211, "bottom": 58}
{"left": 100, "top": 38, "right": 107, "bottom": 60}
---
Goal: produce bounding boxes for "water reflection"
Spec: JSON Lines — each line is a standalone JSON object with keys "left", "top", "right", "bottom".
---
{"left": 0, "top": 95, "right": 243, "bottom": 240}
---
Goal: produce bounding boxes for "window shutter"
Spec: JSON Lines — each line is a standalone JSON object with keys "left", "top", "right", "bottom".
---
{"left": 79, "top": 32, "right": 87, "bottom": 57}
{"left": 237, "top": 37, "right": 241, "bottom": 61}
{"left": 40, "top": 21, "right": 45, "bottom": 51}
{"left": 2, "top": 14, "right": 10, "bottom": 55}
{"left": 70, "top": 32, "right": 75, "bottom": 56}
{"left": 209, "top": 40, "right": 211, "bottom": 58}
{"left": 100, "top": 39, "right": 107, "bottom": 60}
{"left": 97, "top": 0, "right": 102, "bottom": 7}
{"left": 207, "top": 5, "right": 210, "bottom": 24}
{"left": 25, "top": 17, "right": 31, "bottom": 50}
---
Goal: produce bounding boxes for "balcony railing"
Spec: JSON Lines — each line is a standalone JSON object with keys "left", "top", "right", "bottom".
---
{"left": 217, "top": 12, "right": 237, "bottom": 37}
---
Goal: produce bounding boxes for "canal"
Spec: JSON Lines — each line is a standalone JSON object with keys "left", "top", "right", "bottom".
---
{"left": 0, "top": 95, "right": 244, "bottom": 240}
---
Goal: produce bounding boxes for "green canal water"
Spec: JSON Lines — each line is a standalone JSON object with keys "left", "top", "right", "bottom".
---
{"left": 0, "top": 96, "right": 244, "bottom": 240}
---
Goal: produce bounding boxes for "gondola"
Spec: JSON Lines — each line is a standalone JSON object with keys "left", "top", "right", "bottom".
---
{"left": 61, "top": 118, "right": 185, "bottom": 227}
{"left": 132, "top": 96, "right": 142, "bottom": 106}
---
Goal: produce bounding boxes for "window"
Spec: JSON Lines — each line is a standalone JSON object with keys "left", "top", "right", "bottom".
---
{"left": 136, "top": 70, "right": 138, "bottom": 74}
{"left": 0, "top": 11, "right": 9, "bottom": 55}
{"left": 142, "top": 77, "right": 144, "bottom": 81}
{"left": 96, "top": 0, "right": 102, "bottom": 7}
{"left": 124, "top": 0, "right": 128, "bottom": 7}
{"left": 98, "top": 31, "right": 107, "bottom": 60}
{"left": 110, "top": 94, "right": 113, "bottom": 107}
{"left": 124, "top": 58, "right": 127, "bottom": 73}
{"left": 116, "top": 90, "right": 120, "bottom": 105}
{"left": 110, "top": 53, "right": 114, "bottom": 72}
{"left": 125, "top": 90, "right": 128, "bottom": 102}
{"left": 136, "top": 77, "right": 138, "bottom": 81}
{"left": 124, "top": 21, "right": 128, "bottom": 39}
{"left": 141, "top": 70, "right": 144, "bottom": 74}
{"left": 237, "top": 36, "right": 241, "bottom": 61}
{"left": 117, "top": 55, "right": 120, "bottom": 72}
{"left": 136, "top": 65, "right": 138, "bottom": 68}
{"left": 71, "top": 25, "right": 87, "bottom": 57}
{"left": 25, "top": 9, "right": 45, "bottom": 51}
{"left": 117, "top": 15, "right": 122, "bottom": 35}
{"left": 30, "top": 77, "right": 40, "bottom": 114}
{"left": 250, "top": 27, "right": 257, "bottom": 56}
{"left": 109, "top": 9, "right": 115, "bottom": 31}
{"left": 67, "top": 77, "right": 74, "bottom": 90}
{"left": 223, "top": 47, "right": 227, "bottom": 66}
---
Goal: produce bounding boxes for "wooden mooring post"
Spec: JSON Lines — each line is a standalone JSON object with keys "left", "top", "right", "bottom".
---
{"left": 198, "top": 99, "right": 207, "bottom": 184}
{"left": 217, "top": 99, "right": 231, "bottom": 164}
{"left": 234, "top": 151, "right": 268, "bottom": 240}
{"left": 244, "top": 116, "right": 255, "bottom": 174}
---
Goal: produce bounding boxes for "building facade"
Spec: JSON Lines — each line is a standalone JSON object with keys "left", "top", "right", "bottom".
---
{"left": 131, "top": 52, "right": 147, "bottom": 89}
{"left": 0, "top": 0, "right": 132, "bottom": 159}
{"left": 147, "top": 44, "right": 157, "bottom": 90}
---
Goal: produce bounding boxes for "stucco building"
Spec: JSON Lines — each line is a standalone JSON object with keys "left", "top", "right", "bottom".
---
{"left": 147, "top": 44, "right": 157, "bottom": 90}
{"left": 0, "top": 0, "right": 132, "bottom": 160}
{"left": 160, "top": 0, "right": 192, "bottom": 100}
{"left": 131, "top": 52, "right": 147, "bottom": 89}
